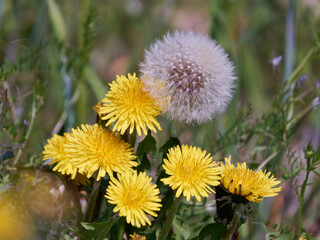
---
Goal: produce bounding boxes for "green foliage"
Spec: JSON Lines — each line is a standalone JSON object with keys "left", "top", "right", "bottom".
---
{"left": 265, "top": 223, "right": 297, "bottom": 240}
{"left": 0, "top": 89, "right": 11, "bottom": 129}
{"left": 136, "top": 130, "right": 157, "bottom": 172}
{"left": 198, "top": 223, "right": 227, "bottom": 240}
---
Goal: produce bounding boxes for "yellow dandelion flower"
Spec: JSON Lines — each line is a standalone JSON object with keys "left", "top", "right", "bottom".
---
{"left": 220, "top": 156, "right": 282, "bottom": 203}
{"left": 66, "top": 124, "right": 137, "bottom": 181}
{"left": 98, "top": 73, "right": 162, "bottom": 136}
{"left": 129, "top": 233, "right": 146, "bottom": 240}
{"left": 42, "top": 134, "right": 79, "bottom": 179}
{"left": 161, "top": 145, "right": 221, "bottom": 202}
{"left": 105, "top": 171, "right": 162, "bottom": 228}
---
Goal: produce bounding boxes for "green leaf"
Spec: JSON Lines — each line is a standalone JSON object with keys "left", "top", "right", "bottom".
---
{"left": 198, "top": 223, "right": 227, "bottom": 240}
{"left": 81, "top": 222, "right": 107, "bottom": 231}
{"left": 136, "top": 130, "right": 157, "bottom": 158}
{"left": 85, "top": 65, "right": 107, "bottom": 101}
{"left": 145, "top": 231, "right": 156, "bottom": 240}
{"left": 68, "top": 221, "right": 109, "bottom": 239}
{"left": 137, "top": 153, "right": 151, "bottom": 172}
{"left": 136, "top": 131, "right": 156, "bottom": 172}
{"left": 277, "top": 232, "right": 295, "bottom": 240}
{"left": 62, "top": 233, "right": 74, "bottom": 240}
{"left": 159, "top": 137, "right": 180, "bottom": 159}
{"left": 46, "top": 0, "right": 66, "bottom": 41}
{"left": 173, "top": 217, "right": 190, "bottom": 239}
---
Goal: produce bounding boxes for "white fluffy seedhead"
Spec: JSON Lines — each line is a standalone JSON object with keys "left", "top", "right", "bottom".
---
{"left": 140, "top": 30, "right": 236, "bottom": 124}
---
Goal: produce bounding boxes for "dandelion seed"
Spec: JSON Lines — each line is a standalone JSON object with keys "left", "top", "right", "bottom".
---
{"left": 140, "top": 30, "right": 235, "bottom": 124}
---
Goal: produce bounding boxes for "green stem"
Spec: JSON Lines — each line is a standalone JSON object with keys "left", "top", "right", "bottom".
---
{"left": 284, "top": 42, "right": 320, "bottom": 125}
{"left": 13, "top": 89, "right": 37, "bottom": 166}
{"left": 298, "top": 166, "right": 311, "bottom": 235}
{"left": 284, "top": 0, "right": 297, "bottom": 83}
{"left": 158, "top": 195, "right": 182, "bottom": 240}
{"left": 84, "top": 179, "right": 101, "bottom": 222}
{"left": 61, "top": 54, "right": 75, "bottom": 132}
{"left": 282, "top": 42, "right": 320, "bottom": 103}
{"left": 222, "top": 205, "right": 241, "bottom": 240}
{"left": 97, "top": 215, "right": 119, "bottom": 240}
{"left": 117, "top": 217, "right": 125, "bottom": 240}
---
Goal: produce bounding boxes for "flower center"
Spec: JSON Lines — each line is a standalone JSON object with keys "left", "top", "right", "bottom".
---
{"left": 122, "top": 186, "right": 144, "bottom": 207}
{"left": 120, "top": 83, "right": 148, "bottom": 112}
{"left": 168, "top": 58, "right": 206, "bottom": 94}
{"left": 177, "top": 161, "right": 201, "bottom": 182}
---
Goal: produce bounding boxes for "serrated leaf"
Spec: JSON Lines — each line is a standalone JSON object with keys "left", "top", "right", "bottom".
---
{"left": 277, "top": 232, "right": 295, "bottom": 240}
{"left": 198, "top": 223, "right": 227, "bottom": 240}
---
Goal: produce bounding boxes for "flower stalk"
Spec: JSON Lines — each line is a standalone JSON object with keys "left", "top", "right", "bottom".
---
{"left": 84, "top": 178, "right": 101, "bottom": 223}
{"left": 158, "top": 195, "right": 182, "bottom": 240}
{"left": 298, "top": 157, "right": 311, "bottom": 235}
{"left": 222, "top": 205, "right": 241, "bottom": 240}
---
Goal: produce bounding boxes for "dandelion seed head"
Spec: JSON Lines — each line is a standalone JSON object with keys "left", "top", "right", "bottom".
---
{"left": 140, "top": 30, "right": 236, "bottom": 124}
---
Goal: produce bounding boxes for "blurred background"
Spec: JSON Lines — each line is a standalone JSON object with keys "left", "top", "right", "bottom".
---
{"left": 1, "top": 0, "right": 320, "bottom": 239}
